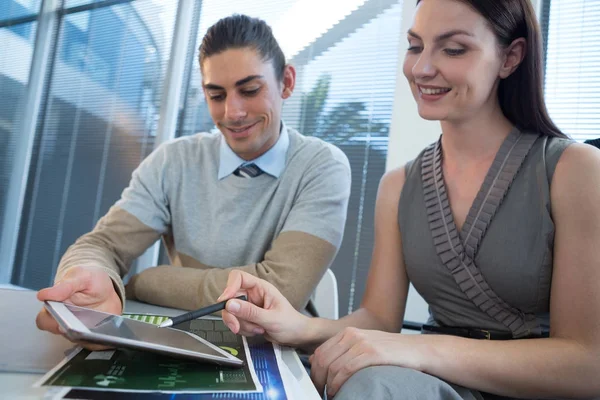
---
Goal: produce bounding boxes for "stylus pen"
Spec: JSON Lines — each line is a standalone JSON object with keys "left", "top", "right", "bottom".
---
{"left": 158, "top": 295, "right": 247, "bottom": 328}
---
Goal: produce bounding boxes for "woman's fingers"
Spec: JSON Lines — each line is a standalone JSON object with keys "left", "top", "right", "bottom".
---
{"left": 225, "top": 298, "right": 272, "bottom": 327}
{"left": 326, "top": 347, "right": 368, "bottom": 397}
{"left": 310, "top": 343, "right": 344, "bottom": 393}
{"left": 310, "top": 329, "right": 358, "bottom": 395}
{"left": 222, "top": 310, "right": 265, "bottom": 336}
{"left": 235, "top": 321, "right": 266, "bottom": 336}
{"left": 219, "top": 271, "right": 263, "bottom": 301}
{"left": 222, "top": 310, "right": 241, "bottom": 334}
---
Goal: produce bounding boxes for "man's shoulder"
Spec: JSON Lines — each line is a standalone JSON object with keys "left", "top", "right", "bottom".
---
{"left": 288, "top": 128, "right": 350, "bottom": 168}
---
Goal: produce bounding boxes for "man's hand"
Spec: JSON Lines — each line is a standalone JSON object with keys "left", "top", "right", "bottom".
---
{"left": 219, "top": 270, "right": 311, "bottom": 347}
{"left": 36, "top": 266, "right": 122, "bottom": 349}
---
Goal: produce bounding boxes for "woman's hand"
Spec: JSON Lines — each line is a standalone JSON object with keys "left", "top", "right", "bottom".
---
{"left": 310, "top": 328, "right": 427, "bottom": 397}
{"left": 219, "top": 270, "right": 312, "bottom": 347}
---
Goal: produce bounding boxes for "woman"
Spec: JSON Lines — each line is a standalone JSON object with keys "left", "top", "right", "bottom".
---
{"left": 218, "top": 0, "right": 600, "bottom": 398}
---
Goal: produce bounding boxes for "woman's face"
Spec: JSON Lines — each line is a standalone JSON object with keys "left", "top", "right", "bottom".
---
{"left": 403, "top": 0, "right": 505, "bottom": 123}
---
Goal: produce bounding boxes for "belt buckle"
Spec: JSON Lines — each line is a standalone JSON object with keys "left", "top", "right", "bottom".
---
{"left": 470, "top": 328, "right": 492, "bottom": 340}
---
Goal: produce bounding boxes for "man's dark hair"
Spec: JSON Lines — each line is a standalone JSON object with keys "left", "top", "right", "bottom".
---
{"left": 199, "top": 14, "right": 286, "bottom": 82}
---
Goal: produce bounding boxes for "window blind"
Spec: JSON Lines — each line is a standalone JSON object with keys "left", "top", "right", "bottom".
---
{"left": 0, "top": 0, "right": 41, "bottom": 20}
{"left": 543, "top": 0, "right": 600, "bottom": 142}
{"left": 0, "top": 0, "right": 40, "bottom": 284}
{"left": 12, "top": 0, "right": 178, "bottom": 288}
{"left": 177, "top": 0, "right": 404, "bottom": 316}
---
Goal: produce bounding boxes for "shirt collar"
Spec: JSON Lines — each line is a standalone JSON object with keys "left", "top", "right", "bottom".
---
{"left": 218, "top": 122, "right": 290, "bottom": 180}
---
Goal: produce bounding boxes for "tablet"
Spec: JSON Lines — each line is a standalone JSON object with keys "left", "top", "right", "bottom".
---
{"left": 44, "top": 301, "right": 243, "bottom": 367}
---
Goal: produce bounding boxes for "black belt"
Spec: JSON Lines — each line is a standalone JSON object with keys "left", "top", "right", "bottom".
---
{"left": 421, "top": 324, "right": 514, "bottom": 340}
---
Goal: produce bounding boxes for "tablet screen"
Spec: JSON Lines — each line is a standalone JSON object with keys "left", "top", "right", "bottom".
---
{"left": 64, "top": 303, "right": 227, "bottom": 359}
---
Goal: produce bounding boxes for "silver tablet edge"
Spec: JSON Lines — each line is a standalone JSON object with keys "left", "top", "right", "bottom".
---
{"left": 44, "top": 301, "right": 244, "bottom": 367}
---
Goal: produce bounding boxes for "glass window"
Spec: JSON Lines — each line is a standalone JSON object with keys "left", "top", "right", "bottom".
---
{"left": 13, "top": 0, "right": 178, "bottom": 289}
{"left": 0, "top": 22, "right": 37, "bottom": 274}
{"left": 543, "top": 0, "right": 600, "bottom": 142}
{"left": 65, "top": 0, "right": 111, "bottom": 7}
{"left": 0, "top": 0, "right": 41, "bottom": 20}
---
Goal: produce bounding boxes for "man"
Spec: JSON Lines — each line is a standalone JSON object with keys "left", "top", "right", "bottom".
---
{"left": 36, "top": 14, "right": 351, "bottom": 335}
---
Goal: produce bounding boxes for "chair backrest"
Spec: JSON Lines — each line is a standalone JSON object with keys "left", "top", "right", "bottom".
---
{"left": 584, "top": 138, "right": 600, "bottom": 150}
{"left": 311, "top": 269, "right": 339, "bottom": 320}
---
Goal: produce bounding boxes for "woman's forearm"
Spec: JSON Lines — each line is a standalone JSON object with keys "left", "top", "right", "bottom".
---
{"left": 297, "top": 308, "right": 391, "bottom": 352}
{"left": 421, "top": 335, "right": 600, "bottom": 398}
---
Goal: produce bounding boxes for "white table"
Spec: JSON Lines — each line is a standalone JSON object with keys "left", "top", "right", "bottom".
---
{"left": 0, "top": 288, "right": 320, "bottom": 399}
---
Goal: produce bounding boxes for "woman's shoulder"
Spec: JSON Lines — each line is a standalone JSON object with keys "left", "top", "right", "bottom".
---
{"left": 530, "top": 134, "right": 599, "bottom": 187}
{"left": 380, "top": 166, "right": 406, "bottom": 196}
{"left": 381, "top": 145, "right": 432, "bottom": 192}
{"left": 518, "top": 133, "right": 574, "bottom": 185}
{"left": 549, "top": 140, "right": 600, "bottom": 228}
{"left": 380, "top": 153, "right": 431, "bottom": 210}
{"left": 553, "top": 141, "right": 600, "bottom": 184}
{"left": 542, "top": 135, "right": 575, "bottom": 158}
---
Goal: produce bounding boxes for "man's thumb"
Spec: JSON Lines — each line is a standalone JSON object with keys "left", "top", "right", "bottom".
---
{"left": 37, "top": 278, "right": 86, "bottom": 302}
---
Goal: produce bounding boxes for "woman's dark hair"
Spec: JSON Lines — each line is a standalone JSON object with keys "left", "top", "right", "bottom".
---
{"left": 416, "top": 0, "right": 568, "bottom": 138}
{"left": 199, "top": 14, "right": 286, "bottom": 82}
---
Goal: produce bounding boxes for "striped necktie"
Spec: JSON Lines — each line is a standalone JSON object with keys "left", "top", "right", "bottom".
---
{"left": 234, "top": 163, "right": 264, "bottom": 178}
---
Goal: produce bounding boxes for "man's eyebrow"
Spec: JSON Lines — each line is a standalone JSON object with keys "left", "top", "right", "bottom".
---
{"left": 407, "top": 29, "right": 421, "bottom": 40}
{"left": 202, "top": 83, "right": 224, "bottom": 90}
{"left": 235, "top": 75, "right": 264, "bottom": 86}
{"left": 407, "top": 29, "right": 474, "bottom": 42}
{"left": 202, "top": 75, "right": 265, "bottom": 90}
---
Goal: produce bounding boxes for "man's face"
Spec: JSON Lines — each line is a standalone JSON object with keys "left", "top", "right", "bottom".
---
{"left": 201, "top": 47, "right": 295, "bottom": 161}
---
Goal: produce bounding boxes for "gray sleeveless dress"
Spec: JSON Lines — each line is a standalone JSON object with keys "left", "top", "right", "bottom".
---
{"left": 335, "top": 129, "right": 573, "bottom": 400}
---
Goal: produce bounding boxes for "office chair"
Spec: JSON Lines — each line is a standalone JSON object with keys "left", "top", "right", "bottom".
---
{"left": 402, "top": 320, "right": 424, "bottom": 332}
{"left": 585, "top": 138, "right": 600, "bottom": 150}
{"left": 306, "top": 269, "right": 339, "bottom": 320}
